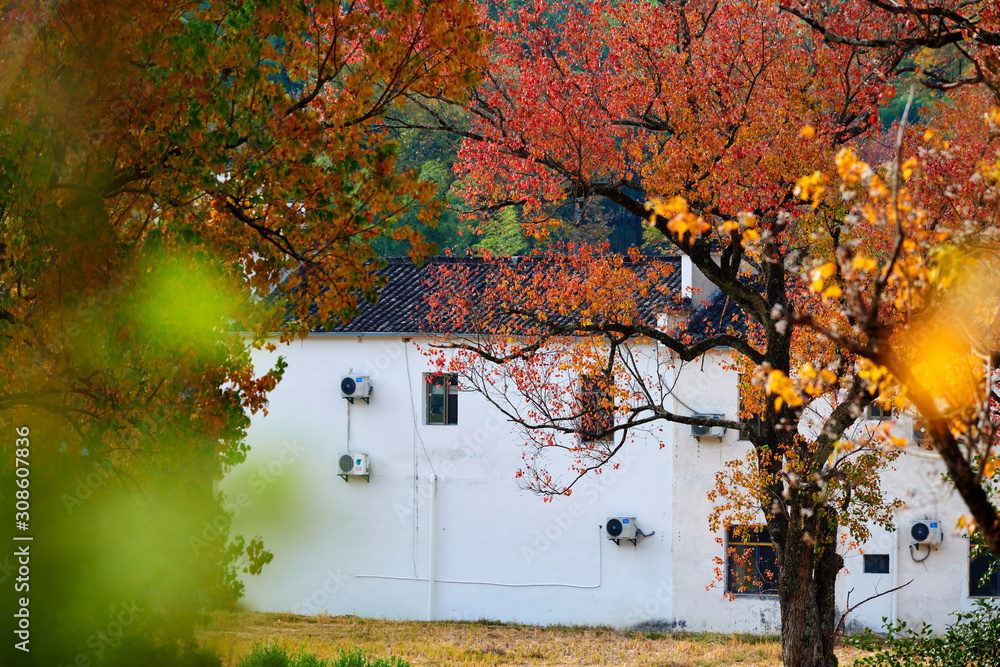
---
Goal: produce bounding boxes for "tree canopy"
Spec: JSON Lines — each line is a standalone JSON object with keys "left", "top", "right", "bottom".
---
{"left": 409, "top": 1, "right": 1000, "bottom": 665}
{"left": 0, "top": 0, "right": 482, "bottom": 664}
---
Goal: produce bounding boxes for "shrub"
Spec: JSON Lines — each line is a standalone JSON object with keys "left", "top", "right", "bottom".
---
{"left": 850, "top": 599, "right": 1000, "bottom": 667}
{"left": 95, "top": 638, "right": 222, "bottom": 667}
{"left": 236, "top": 643, "right": 409, "bottom": 667}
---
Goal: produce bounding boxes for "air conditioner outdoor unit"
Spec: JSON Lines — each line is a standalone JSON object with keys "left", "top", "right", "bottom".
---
{"left": 606, "top": 517, "right": 637, "bottom": 541}
{"left": 691, "top": 415, "right": 725, "bottom": 439}
{"left": 909, "top": 519, "right": 943, "bottom": 545}
{"left": 338, "top": 453, "right": 369, "bottom": 476}
{"left": 341, "top": 375, "right": 371, "bottom": 403}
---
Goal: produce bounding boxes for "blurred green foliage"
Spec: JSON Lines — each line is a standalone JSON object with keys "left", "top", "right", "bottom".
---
{"left": 851, "top": 599, "right": 1000, "bottom": 667}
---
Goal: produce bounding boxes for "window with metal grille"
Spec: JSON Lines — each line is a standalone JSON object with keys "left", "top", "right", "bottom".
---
{"left": 726, "top": 526, "right": 778, "bottom": 595}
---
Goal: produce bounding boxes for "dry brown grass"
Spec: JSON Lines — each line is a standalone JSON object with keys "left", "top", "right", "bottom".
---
{"left": 197, "top": 612, "right": 871, "bottom": 666}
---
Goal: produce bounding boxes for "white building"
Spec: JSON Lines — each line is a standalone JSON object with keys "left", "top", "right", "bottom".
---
{"left": 228, "top": 257, "right": 997, "bottom": 633}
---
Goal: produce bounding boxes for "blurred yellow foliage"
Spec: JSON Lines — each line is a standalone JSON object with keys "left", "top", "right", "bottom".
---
{"left": 645, "top": 196, "right": 712, "bottom": 245}
{"left": 766, "top": 370, "right": 804, "bottom": 410}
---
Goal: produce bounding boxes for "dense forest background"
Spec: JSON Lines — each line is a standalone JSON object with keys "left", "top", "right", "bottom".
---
{"left": 377, "top": 68, "right": 950, "bottom": 259}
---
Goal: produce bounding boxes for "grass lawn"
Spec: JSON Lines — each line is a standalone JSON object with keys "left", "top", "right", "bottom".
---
{"left": 198, "top": 612, "right": 871, "bottom": 666}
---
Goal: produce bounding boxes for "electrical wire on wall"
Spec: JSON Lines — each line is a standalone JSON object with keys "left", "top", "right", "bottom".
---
{"left": 403, "top": 341, "right": 437, "bottom": 579}
{"left": 404, "top": 342, "right": 437, "bottom": 474}
{"left": 909, "top": 543, "right": 932, "bottom": 563}
{"left": 356, "top": 522, "right": 605, "bottom": 590}
{"left": 404, "top": 343, "right": 418, "bottom": 578}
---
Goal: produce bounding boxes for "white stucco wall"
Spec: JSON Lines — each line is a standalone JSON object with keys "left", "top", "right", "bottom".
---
{"left": 231, "top": 335, "right": 993, "bottom": 633}
{"left": 229, "top": 334, "right": 675, "bottom": 627}
{"left": 840, "top": 442, "right": 975, "bottom": 633}
{"left": 662, "top": 350, "right": 783, "bottom": 633}
{"left": 663, "top": 350, "right": 990, "bottom": 635}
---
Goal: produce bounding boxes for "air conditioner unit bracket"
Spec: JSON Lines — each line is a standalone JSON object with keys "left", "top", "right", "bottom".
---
{"left": 338, "top": 472, "right": 369, "bottom": 483}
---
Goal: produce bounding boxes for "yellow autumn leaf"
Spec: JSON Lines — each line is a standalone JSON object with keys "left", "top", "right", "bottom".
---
{"left": 794, "top": 171, "right": 828, "bottom": 208}
{"left": 720, "top": 219, "right": 741, "bottom": 234}
{"left": 822, "top": 285, "right": 843, "bottom": 300}
{"left": 766, "top": 370, "right": 803, "bottom": 411}
{"left": 667, "top": 212, "right": 712, "bottom": 244}
{"left": 851, "top": 256, "right": 878, "bottom": 273}
{"left": 957, "top": 514, "right": 977, "bottom": 533}
{"left": 835, "top": 148, "right": 869, "bottom": 184}
{"left": 809, "top": 262, "right": 837, "bottom": 292}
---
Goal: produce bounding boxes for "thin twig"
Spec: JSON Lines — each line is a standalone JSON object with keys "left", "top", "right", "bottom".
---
{"left": 835, "top": 579, "right": 914, "bottom": 636}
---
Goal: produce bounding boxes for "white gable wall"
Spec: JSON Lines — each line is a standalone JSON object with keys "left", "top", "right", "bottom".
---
{"left": 230, "top": 334, "right": 675, "bottom": 626}
{"left": 232, "top": 335, "right": 993, "bottom": 632}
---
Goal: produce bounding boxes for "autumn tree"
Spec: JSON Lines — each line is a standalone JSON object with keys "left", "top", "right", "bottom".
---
{"left": 781, "top": 1, "right": 1000, "bottom": 103}
{"left": 406, "top": 1, "right": 935, "bottom": 665}
{"left": 778, "top": 0, "right": 1000, "bottom": 559}
{"left": 0, "top": 1, "right": 481, "bottom": 664}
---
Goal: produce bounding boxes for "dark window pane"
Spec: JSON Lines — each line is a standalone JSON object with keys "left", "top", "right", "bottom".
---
{"left": 867, "top": 403, "right": 890, "bottom": 420}
{"left": 864, "top": 554, "right": 890, "bottom": 574}
{"left": 426, "top": 374, "right": 457, "bottom": 425}
{"left": 726, "top": 526, "right": 776, "bottom": 595}
{"left": 970, "top": 550, "right": 1000, "bottom": 597}
{"left": 727, "top": 545, "right": 758, "bottom": 594}
{"left": 740, "top": 414, "right": 765, "bottom": 440}
{"left": 738, "top": 375, "right": 766, "bottom": 440}
{"left": 757, "top": 544, "right": 779, "bottom": 592}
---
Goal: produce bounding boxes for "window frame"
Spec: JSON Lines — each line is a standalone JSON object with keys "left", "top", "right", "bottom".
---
{"left": 863, "top": 554, "right": 890, "bottom": 574}
{"left": 866, "top": 402, "right": 890, "bottom": 420}
{"left": 969, "top": 541, "right": 1000, "bottom": 598}
{"left": 425, "top": 373, "right": 458, "bottom": 426}
{"left": 725, "top": 525, "right": 778, "bottom": 596}
{"left": 577, "top": 374, "right": 614, "bottom": 444}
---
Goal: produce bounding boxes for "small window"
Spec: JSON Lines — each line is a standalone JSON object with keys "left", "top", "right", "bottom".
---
{"left": 864, "top": 554, "right": 890, "bottom": 574}
{"left": 867, "top": 402, "right": 890, "bottom": 420}
{"left": 726, "top": 526, "right": 778, "bottom": 595}
{"left": 970, "top": 543, "right": 1000, "bottom": 597}
{"left": 912, "top": 419, "right": 928, "bottom": 444}
{"left": 578, "top": 374, "right": 614, "bottom": 443}
{"left": 426, "top": 374, "right": 458, "bottom": 425}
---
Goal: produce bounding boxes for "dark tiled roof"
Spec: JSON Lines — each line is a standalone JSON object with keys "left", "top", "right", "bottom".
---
{"left": 317, "top": 257, "right": 491, "bottom": 333}
{"left": 686, "top": 288, "right": 751, "bottom": 340}
{"left": 318, "top": 255, "right": 683, "bottom": 334}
